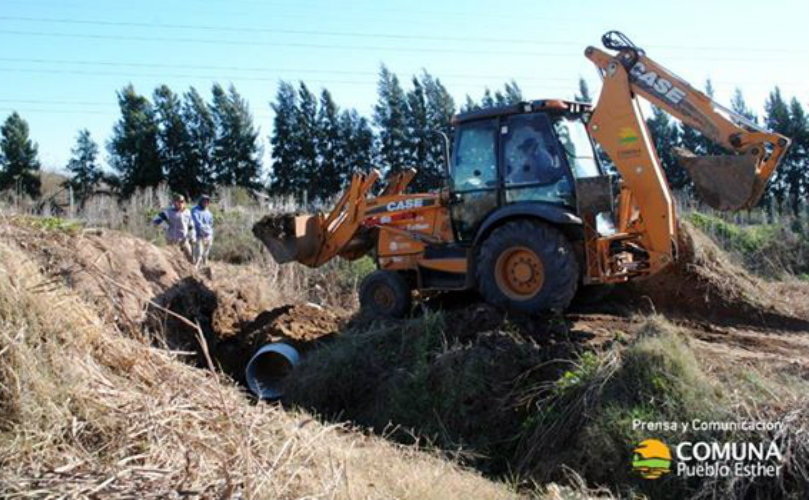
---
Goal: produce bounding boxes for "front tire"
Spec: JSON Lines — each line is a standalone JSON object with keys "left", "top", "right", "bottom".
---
{"left": 476, "top": 219, "right": 578, "bottom": 313}
{"left": 359, "top": 270, "right": 412, "bottom": 319}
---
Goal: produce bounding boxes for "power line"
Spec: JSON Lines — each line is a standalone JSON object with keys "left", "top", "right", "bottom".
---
{"left": 0, "top": 15, "right": 579, "bottom": 47}
{"left": 0, "top": 98, "right": 114, "bottom": 107}
{"left": 0, "top": 29, "right": 802, "bottom": 62}
{"left": 1, "top": 14, "right": 807, "bottom": 55}
{"left": 0, "top": 29, "right": 580, "bottom": 57}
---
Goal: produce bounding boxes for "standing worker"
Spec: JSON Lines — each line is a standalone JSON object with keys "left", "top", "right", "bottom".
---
{"left": 152, "top": 194, "right": 195, "bottom": 262}
{"left": 191, "top": 194, "right": 214, "bottom": 268}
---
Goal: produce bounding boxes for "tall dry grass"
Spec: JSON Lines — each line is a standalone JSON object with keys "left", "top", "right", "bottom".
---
{"left": 0, "top": 241, "right": 516, "bottom": 499}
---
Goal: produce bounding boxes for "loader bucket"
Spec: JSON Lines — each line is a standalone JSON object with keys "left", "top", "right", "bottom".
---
{"left": 674, "top": 147, "right": 758, "bottom": 211}
{"left": 252, "top": 214, "right": 323, "bottom": 265}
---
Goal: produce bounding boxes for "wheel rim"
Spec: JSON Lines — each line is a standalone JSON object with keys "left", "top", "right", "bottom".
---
{"left": 372, "top": 284, "right": 396, "bottom": 311}
{"left": 494, "top": 246, "right": 545, "bottom": 300}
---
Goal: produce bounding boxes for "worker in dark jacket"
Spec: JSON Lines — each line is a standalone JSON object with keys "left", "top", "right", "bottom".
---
{"left": 191, "top": 194, "right": 214, "bottom": 267}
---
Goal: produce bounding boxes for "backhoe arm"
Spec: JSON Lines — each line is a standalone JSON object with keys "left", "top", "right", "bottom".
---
{"left": 586, "top": 31, "right": 790, "bottom": 212}
{"left": 582, "top": 31, "right": 791, "bottom": 277}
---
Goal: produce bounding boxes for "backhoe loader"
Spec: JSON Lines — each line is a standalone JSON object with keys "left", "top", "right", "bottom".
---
{"left": 254, "top": 31, "right": 791, "bottom": 317}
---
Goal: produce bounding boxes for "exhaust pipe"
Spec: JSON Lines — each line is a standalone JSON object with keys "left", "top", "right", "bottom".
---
{"left": 245, "top": 342, "right": 300, "bottom": 399}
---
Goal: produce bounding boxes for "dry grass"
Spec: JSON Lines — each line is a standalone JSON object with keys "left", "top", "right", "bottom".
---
{"left": 0, "top": 241, "right": 516, "bottom": 500}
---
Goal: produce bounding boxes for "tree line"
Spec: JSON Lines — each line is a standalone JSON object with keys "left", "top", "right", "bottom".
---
{"left": 0, "top": 69, "right": 806, "bottom": 215}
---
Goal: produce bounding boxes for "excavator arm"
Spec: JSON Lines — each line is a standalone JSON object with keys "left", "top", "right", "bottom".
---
{"left": 583, "top": 31, "right": 791, "bottom": 277}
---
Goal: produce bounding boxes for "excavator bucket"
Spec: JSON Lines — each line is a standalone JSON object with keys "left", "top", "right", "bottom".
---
{"left": 673, "top": 147, "right": 758, "bottom": 211}
{"left": 252, "top": 214, "right": 323, "bottom": 265}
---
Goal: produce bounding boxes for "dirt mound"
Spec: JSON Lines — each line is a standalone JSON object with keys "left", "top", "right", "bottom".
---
{"left": 1, "top": 222, "right": 191, "bottom": 327}
{"left": 243, "top": 303, "right": 347, "bottom": 344}
{"left": 627, "top": 222, "right": 809, "bottom": 328}
{"left": 1, "top": 219, "right": 300, "bottom": 380}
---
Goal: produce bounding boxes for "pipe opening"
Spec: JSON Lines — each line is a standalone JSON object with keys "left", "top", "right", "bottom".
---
{"left": 245, "top": 343, "right": 300, "bottom": 399}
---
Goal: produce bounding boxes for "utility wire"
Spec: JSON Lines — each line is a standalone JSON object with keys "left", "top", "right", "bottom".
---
{"left": 0, "top": 29, "right": 801, "bottom": 62}
{"left": 1, "top": 14, "right": 807, "bottom": 54}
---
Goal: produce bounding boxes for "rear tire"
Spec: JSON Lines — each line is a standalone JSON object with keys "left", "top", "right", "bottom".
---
{"left": 476, "top": 219, "right": 578, "bottom": 313}
{"left": 359, "top": 270, "right": 412, "bottom": 319}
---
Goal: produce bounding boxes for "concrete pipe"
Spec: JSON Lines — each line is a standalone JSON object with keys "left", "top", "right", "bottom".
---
{"left": 245, "top": 342, "right": 300, "bottom": 399}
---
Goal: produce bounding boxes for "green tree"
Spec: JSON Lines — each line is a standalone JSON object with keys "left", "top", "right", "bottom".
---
{"left": 374, "top": 65, "right": 410, "bottom": 175}
{"left": 183, "top": 87, "right": 217, "bottom": 194}
{"left": 315, "top": 89, "right": 342, "bottom": 198}
{"left": 211, "top": 84, "right": 262, "bottom": 188}
{"left": 646, "top": 106, "right": 687, "bottom": 189}
{"left": 785, "top": 97, "right": 807, "bottom": 216}
{"left": 338, "top": 109, "right": 375, "bottom": 184}
{"left": 64, "top": 129, "right": 101, "bottom": 202}
{"left": 730, "top": 88, "right": 757, "bottom": 123}
{"left": 269, "top": 81, "right": 305, "bottom": 195}
{"left": 495, "top": 80, "right": 523, "bottom": 106}
{"left": 154, "top": 85, "right": 198, "bottom": 197}
{"left": 575, "top": 77, "right": 593, "bottom": 104}
{"left": 419, "top": 72, "right": 456, "bottom": 191}
{"left": 294, "top": 82, "right": 319, "bottom": 199}
{"left": 406, "top": 75, "right": 429, "bottom": 187}
{"left": 108, "top": 84, "right": 162, "bottom": 196}
{"left": 462, "top": 81, "right": 523, "bottom": 111}
{"left": 763, "top": 87, "right": 791, "bottom": 213}
{"left": 0, "top": 112, "right": 41, "bottom": 197}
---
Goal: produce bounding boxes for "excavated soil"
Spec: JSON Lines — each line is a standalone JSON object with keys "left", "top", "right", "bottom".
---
{"left": 3, "top": 217, "right": 808, "bottom": 389}
{"left": 623, "top": 222, "right": 809, "bottom": 329}
{"left": 0, "top": 220, "right": 348, "bottom": 381}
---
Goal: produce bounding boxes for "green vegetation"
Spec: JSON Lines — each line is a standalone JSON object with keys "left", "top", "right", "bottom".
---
{"left": 285, "top": 312, "right": 809, "bottom": 499}
{"left": 688, "top": 211, "right": 809, "bottom": 277}
{"left": 12, "top": 215, "right": 83, "bottom": 234}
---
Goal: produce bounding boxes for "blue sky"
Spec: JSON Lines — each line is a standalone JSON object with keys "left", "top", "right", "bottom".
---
{"left": 1, "top": 0, "right": 807, "bottom": 171}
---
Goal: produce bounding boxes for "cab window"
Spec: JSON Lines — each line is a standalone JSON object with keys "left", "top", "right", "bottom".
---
{"left": 502, "top": 113, "right": 573, "bottom": 205}
{"left": 553, "top": 117, "right": 601, "bottom": 178}
{"left": 452, "top": 119, "right": 497, "bottom": 192}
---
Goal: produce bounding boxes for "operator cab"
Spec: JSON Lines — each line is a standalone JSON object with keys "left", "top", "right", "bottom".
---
{"left": 448, "top": 100, "right": 605, "bottom": 242}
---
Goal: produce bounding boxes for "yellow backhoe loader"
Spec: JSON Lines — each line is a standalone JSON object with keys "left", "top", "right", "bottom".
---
{"left": 254, "top": 31, "right": 791, "bottom": 317}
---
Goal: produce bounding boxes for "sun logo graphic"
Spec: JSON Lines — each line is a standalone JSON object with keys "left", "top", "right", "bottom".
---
{"left": 632, "top": 439, "right": 672, "bottom": 479}
{"left": 618, "top": 127, "right": 639, "bottom": 145}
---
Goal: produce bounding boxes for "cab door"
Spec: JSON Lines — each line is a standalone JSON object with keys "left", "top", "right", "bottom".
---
{"left": 449, "top": 118, "right": 499, "bottom": 242}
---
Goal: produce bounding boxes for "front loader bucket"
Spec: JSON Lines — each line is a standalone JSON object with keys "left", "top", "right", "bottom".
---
{"left": 674, "top": 147, "right": 758, "bottom": 211}
{"left": 252, "top": 214, "right": 323, "bottom": 265}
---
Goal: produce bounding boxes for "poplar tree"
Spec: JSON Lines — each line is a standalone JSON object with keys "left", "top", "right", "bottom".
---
{"left": 211, "top": 84, "right": 261, "bottom": 188}
{"left": 764, "top": 87, "right": 791, "bottom": 213}
{"left": 154, "top": 85, "right": 197, "bottom": 196}
{"left": 575, "top": 77, "right": 593, "bottom": 103}
{"left": 270, "top": 81, "right": 304, "bottom": 195}
{"left": 108, "top": 85, "right": 162, "bottom": 196}
{"left": 374, "top": 65, "right": 410, "bottom": 175}
{"left": 183, "top": 87, "right": 217, "bottom": 193}
{"left": 65, "top": 129, "right": 101, "bottom": 202}
{"left": 315, "top": 89, "right": 342, "bottom": 198}
{"left": 0, "top": 112, "right": 41, "bottom": 197}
